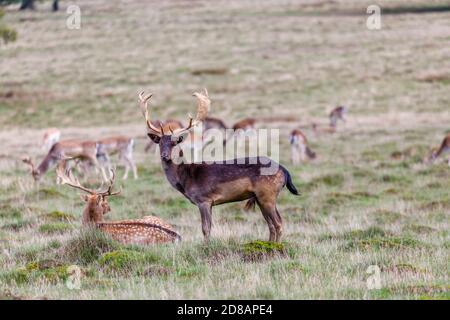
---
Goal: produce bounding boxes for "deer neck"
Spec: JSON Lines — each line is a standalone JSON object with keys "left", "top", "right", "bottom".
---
{"left": 82, "top": 198, "right": 104, "bottom": 226}
{"left": 37, "top": 153, "right": 58, "bottom": 175}
{"left": 161, "top": 160, "right": 190, "bottom": 196}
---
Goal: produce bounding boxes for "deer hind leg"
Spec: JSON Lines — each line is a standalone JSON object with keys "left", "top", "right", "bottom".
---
{"left": 55, "top": 159, "right": 70, "bottom": 184}
{"left": 96, "top": 151, "right": 112, "bottom": 179}
{"left": 125, "top": 153, "right": 138, "bottom": 180}
{"left": 198, "top": 202, "right": 212, "bottom": 242}
{"left": 121, "top": 141, "right": 138, "bottom": 180}
{"left": 256, "top": 200, "right": 280, "bottom": 242}
{"left": 88, "top": 156, "right": 109, "bottom": 182}
{"left": 299, "top": 143, "right": 307, "bottom": 162}
{"left": 291, "top": 145, "right": 299, "bottom": 165}
{"left": 256, "top": 188, "right": 284, "bottom": 242}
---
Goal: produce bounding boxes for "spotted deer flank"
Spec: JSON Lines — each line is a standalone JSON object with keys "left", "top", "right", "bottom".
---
{"left": 56, "top": 165, "right": 181, "bottom": 245}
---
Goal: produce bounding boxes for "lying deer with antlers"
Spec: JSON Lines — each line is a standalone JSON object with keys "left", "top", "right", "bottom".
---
{"left": 57, "top": 165, "right": 180, "bottom": 244}
{"left": 138, "top": 89, "right": 299, "bottom": 242}
{"left": 426, "top": 133, "right": 450, "bottom": 166}
{"left": 23, "top": 139, "right": 109, "bottom": 182}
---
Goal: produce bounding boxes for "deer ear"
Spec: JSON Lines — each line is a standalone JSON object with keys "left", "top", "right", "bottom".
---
{"left": 148, "top": 133, "right": 161, "bottom": 144}
{"left": 176, "top": 131, "right": 189, "bottom": 144}
{"left": 80, "top": 194, "right": 89, "bottom": 202}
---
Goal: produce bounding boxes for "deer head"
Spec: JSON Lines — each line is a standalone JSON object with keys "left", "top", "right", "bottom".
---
{"left": 56, "top": 164, "right": 121, "bottom": 225}
{"left": 139, "top": 89, "right": 210, "bottom": 162}
{"left": 22, "top": 157, "right": 41, "bottom": 181}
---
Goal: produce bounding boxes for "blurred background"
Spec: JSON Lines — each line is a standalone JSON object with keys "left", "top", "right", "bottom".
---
{"left": 1, "top": 0, "right": 449, "bottom": 131}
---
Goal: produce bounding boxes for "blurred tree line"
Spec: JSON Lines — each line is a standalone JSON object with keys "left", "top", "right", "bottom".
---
{"left": 0, "top": 0, "right": 59, "bottom": 11}
{"left": 0, "top": 0, "right": 60, "bottom": 45}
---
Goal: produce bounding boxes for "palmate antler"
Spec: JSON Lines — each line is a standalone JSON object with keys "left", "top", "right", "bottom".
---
{"left": 138, "top": 91, "right": 164, "bottom": 136}
{"left": 177, "top": 88, "right": 210, "bottom": 135}
{"left": 138, "top": 89, "right": 210, "bottom": 136}
{"left": 56, "top": 164, "right": 121, "bottom": 197}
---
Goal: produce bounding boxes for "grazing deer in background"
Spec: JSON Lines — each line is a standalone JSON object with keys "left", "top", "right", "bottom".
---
{"left": 139, "top": 89, "right": 300, "bottom": 242}
{"left": 232, "top": 118, "right": 256, "bottom": 131}
{"left": 23, "top": 139, "right": 108, "bottom": 182}
{"left": 204, "top": 116, "right": 227, "bottom": 131}
{"left": 329, "top": 106, "right": 347, "bottom": 128}
{"left": 312, "top": 105, "right": 348, "bottom": 135}
{"left": 202, "top": 116, "right": 228, "bottom": 146}
{"left": 42, "top": 128, "right": 61, "bottom": 151}
{"left": 57, "top": 166, "right": 180, "bottom": 244}
{"left": 426, "top": 133, "right": 450, "bottom": 166}
{"left": 96, "top": 136, "right": 138, "bottom": 180}
{"left": 289, "top": 129, "right": 316, "bottom": 164}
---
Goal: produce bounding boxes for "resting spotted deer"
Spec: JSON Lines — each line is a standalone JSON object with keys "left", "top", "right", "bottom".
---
{"left": 289, "top": 129, "right": 316, "bottom": 164}
{"left": 426, "top": 133, "right": 450, "bottom": 166}
{"left": 23, "top": 139, "right": 109, "bottom": 182}
{"left": 139, "top": 89, "right": 299, "bottom": 242}
{"left": 56, "top": 166, "right": 180, "bottom": 244}
{"left": 96, "top": 136, "right": 138, "bottom": 180}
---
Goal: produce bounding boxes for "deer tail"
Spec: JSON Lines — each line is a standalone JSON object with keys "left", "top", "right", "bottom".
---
{"left": 306, "top": 146, "right": 316, "bottom": 159}
{"left": 281, "top": 166, "right": 300, "bottom": 196}
{"left": 244, "top": 197, "right": 256, "bottom": 211}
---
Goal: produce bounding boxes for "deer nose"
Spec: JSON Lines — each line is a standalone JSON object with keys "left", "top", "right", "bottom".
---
{"left": 161, "top": 152, "right": 171, "bottom": 160}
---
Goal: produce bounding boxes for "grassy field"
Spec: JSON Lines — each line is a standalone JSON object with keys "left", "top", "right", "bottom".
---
{"left": 0, "top": 0, "right": 449, "bottom": 299}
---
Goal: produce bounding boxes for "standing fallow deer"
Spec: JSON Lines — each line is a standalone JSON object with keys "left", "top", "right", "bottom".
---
{"left": 138, "top": 89, "right": 300, "bottom": 242}
{"left": 329, "top": 106, "right": 347, "bottom": 128}
{"left": 42, "top": 128, "right": 61, "bottom": 151}
{"left": 96, "top": 136, "right": 138, "bottom": 180}
{"left": 289, "top": 129, "right": 316, "bottom": 165}
{"left": 426, "top": 133, "right": 450, "bottom": 166}
{"left": 23, "top": 139, "right": 108, "bottom": 182}
{"left": 56, "top": 166, "right": 180, "bottom": 244}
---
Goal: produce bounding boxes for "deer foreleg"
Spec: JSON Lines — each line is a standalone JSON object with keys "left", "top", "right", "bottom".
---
{"left": 198, "top": 203, "right": 212, "bottom": 242}
{"left": 290, "top": 146, "right": 298, "bottom": 165}
{"left": 299, "top": 144, "right": 306, "bottom": 162}
{"left": 89, "top": 157, "right": 109, "bottom": 182}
